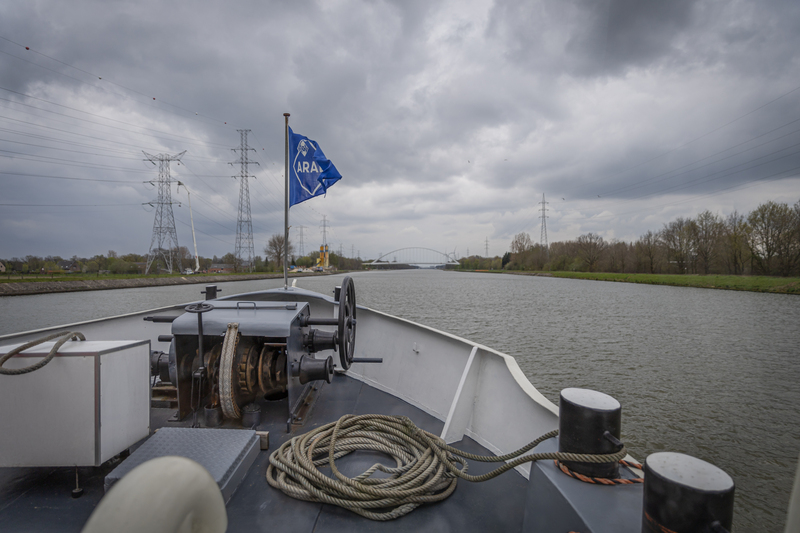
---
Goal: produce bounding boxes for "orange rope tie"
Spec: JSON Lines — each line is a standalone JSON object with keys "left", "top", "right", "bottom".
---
{"left": 554, "top": 460, "right": 644, "bottom": 485}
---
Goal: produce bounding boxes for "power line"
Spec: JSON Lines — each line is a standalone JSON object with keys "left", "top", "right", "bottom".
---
{"left": 0, "top": 125, "right": 152, "bottom": 156}
{"left": 175, "top": 217, "right": 235, "bottom": 247}
{"left": 0, "top": 92, "right": 230, "bottom": 149}
{"left": 576, "top": 164, "right": 800, "bottom": 222}
{"left": 0, "top": 170, "right": 143, "bottom": 183}
{"left": 502, "top": 123, "right": 800, "bottom": 244}
{"left": 570, "top": 81, "right": 800, "bottom": 194}
{"left": 0, "top": 202, "right": 140, "bottom": 207}
{"left": 177, "top": 159, "right": 241, "bottom": 225}
{"left": 173, "top": 195, "right": 236, "bottom": 233}
{"left": 0, "top": 36, "right": 232, "bottom": 128}
{"left": 0, "top": 112, "right": 197, "bottom": 155}
{"left": 613, "top": 143, "right": 800, "bottom": 204}
{"left": 0, "top": 148, "right": 152, "bottom": 173}
{"left": 598, "top": 119, "right": 800, "bottom": 198}
{"left": 0, "top": 134, "right": 145, "bottom": 160}
{"left": 0, "top": 48, "right": 89, "bottom": 86}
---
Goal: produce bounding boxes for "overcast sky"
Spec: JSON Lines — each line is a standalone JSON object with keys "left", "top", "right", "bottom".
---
{"left": 1, "top": 0, "right": 799, "bottom": 262}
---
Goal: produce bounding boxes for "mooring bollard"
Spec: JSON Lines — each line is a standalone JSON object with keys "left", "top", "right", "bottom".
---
{"left": 642, "top": 452, "right": 734, "bottom": 532}
{"left": 558, "top": 388, "right": 623, "bottom": 479}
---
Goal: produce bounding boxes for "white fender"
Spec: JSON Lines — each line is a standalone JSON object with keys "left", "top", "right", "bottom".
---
{"left": 82, "top": 456, "right": 227, "bottom": 533}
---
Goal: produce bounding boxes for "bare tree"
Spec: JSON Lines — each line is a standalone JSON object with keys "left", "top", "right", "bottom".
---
{"left": 510, "top": 232, "right": 532, "bottom": 254}
{"left": 606, "top": 239, "right": 629, "bottom": 273}
{"left": 691, "top": 210, "right": 723, "bottom": 275}
{"left": 794, "top": 199, "right": 800, "bottom": 275}
{"left": 636, "top": 231, "right": 660, "bottom": 274}
{"left": 660, "top": 218, "right": 693, "bottom": 274}
{"left": 576, "top": 233, "right": 606, "bottom": 272}
{"left": 177, "top": 246, "right": 193, "bottom": 268}
{"left": 722, "top": 211, "right": 749, "bottom": 275}
{"left": 748, "top": 201, "right": 795, "bottom": 276}
{"left": 265, "top": 234, "right": 294, "bottom": 268}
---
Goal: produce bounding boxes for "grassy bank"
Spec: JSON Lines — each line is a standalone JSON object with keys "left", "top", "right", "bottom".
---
{"left": 512, "top": 271, "right": 800, "bottom": 294}
{"left": 0, "top": 271, "right": 278, "bottom": 284}
{"left": 0, "top": 271, "right": 339, "bottom": 297}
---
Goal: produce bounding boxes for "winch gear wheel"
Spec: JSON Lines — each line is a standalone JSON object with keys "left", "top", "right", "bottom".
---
{"left": 219, "top": 322, "right": 242, "bottom": 419}
{"left": 338, "top": 276, "right": 357, "bottom": 370}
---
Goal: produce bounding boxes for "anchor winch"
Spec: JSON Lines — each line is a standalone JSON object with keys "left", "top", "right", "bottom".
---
{"left": 162, "top": 277, "right": 365, "bottom": 429}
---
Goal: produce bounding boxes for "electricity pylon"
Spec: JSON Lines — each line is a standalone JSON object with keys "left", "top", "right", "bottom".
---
{"left": 320, "top": 215, "right": 328, "bottom": 247}
{"left": 231, "top": 130, "right": 258, "bottom": 272}
{"left": 539, "top": 193, "right": 549, "bottom": 260}
{"left": 144, "top": 150, "right": 186, "bottom": 274}
{"left": 296, "top": 225, "right": 307, "bottom": 257}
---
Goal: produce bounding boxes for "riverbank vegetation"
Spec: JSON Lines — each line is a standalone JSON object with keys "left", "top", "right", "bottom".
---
{"left": 0, "top": 271, "right": 274, "bottom": 284}
{"left": 1, "top": 233, "right": 362, "bottom": 282}
{"left": 540, "top": 272, "right": 800, "bottom": 293}
{"left": 462, "top": 199, "right": 800, "bottom": 279}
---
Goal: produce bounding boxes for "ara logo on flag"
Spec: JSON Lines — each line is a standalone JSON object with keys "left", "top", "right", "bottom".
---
{"left": 289, "top": 127, "right": 342, "bottom": 207}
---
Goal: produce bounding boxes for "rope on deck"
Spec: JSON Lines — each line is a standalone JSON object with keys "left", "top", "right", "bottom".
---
{"left": 0, "top": 331, "right": 85, "bottom": 375}
{"left": 266, "top": 413, "right": 628, "bottom": 521}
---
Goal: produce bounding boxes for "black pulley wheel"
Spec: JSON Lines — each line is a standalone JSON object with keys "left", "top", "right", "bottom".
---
{"left": 185, "top": 302, "right": 214, "bottom": 314}
{"left": 338, "top": 276, "right": 357, "bottom": 370}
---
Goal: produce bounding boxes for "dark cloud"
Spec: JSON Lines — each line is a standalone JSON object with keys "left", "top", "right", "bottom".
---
{"left": 486, "top": 0, "right": 698, "bottom": 77}
{"left": 0, "top": 0, "right": 798, "bottom": 260}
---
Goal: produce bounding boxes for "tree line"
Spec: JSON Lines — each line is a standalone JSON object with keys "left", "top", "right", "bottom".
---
{"left": 2, "top": 234, "right": 362, "bottom": 275}
{"left": 496, "top": 199, "right": 800, "bottom": 276}
{"left": 262, "top": 234, "right": 363, "bottom": 271}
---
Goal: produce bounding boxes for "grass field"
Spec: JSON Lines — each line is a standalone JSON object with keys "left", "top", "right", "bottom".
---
{"left": 535, "top": 271, "right": 800, "bottom": 294}
{"left": 0, "top": 271, "right": 275, "bottom": 284}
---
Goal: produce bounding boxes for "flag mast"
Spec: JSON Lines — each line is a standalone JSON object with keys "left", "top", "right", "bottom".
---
{"left": 283, "top": 112, "right": 290, "bottom": 290}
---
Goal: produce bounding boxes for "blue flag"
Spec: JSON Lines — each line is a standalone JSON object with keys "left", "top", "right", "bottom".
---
{"left": 288, "top": 127, "right": 342, "bottom": 207}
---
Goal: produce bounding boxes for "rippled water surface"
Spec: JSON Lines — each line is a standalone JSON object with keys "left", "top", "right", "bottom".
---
{"left": 2, "top": 270, "right": 798, "bottom": 531}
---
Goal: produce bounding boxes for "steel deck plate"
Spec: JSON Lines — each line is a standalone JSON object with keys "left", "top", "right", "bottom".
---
{"left": 104, "top": 427, "right": 259, "bottom": 503}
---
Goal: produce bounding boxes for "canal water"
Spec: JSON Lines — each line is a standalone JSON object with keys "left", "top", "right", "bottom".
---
{"left": 1, "top": 270, "right": 798, "bottom": 531}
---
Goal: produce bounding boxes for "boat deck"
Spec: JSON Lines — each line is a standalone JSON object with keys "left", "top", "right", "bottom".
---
{"left": 0, "top": 373, "right": 528, "bottom": 533}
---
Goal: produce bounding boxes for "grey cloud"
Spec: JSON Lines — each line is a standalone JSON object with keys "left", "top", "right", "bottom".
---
{"left": 1, "top": 0, "right": 799, "bottom": 260}
{"left": 487, "top": 0, "right": 696, "bottom": 77}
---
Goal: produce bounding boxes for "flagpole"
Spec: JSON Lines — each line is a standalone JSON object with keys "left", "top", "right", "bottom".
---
{"left": 283, "top": 112, "right": 290, "bottom": 290}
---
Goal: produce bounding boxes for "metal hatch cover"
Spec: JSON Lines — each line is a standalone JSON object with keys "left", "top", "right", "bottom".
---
{"left": 104, "top": 427, "right": 259, "bottom": 504}
{"left": 170, "top": 301, "right": 305, "bottom": 338}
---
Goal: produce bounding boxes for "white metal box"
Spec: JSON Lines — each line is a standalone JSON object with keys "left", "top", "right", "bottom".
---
{"left": 0, "top": 340, "right": 150, "bottom": 467}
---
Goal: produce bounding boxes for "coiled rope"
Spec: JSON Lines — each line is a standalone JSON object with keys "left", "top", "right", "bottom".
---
{"left": 267, "top": 413, "right": 628, "bottom": 521}
{"left": 0, "top": 331, "right": 85, "bottom": 375}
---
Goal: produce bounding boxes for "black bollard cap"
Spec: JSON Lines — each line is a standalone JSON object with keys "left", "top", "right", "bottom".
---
{"left": 559, "top": 388, "right": 622, "bottom": 478}
{"left": 643, "top": 452, "right": 734, "bottom": 533}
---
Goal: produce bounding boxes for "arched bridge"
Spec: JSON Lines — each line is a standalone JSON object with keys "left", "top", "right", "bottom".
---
{"left": 369, "top": 248, "right": 459, "bottom": 268}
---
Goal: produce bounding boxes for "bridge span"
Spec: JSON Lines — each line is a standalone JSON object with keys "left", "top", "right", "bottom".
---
{"left": 367, "top": 247, "right": 459, "bottom": 268}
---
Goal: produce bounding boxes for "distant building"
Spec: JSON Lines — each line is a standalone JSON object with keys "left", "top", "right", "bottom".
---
{"left": 57, "top": 261, "right": 80, "bottom": 273}
{"left": 0, "top": 262, "right": 5, "bottom": 273}
{"left": 209, "top": 263, "right": 235, "bottom": 274}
